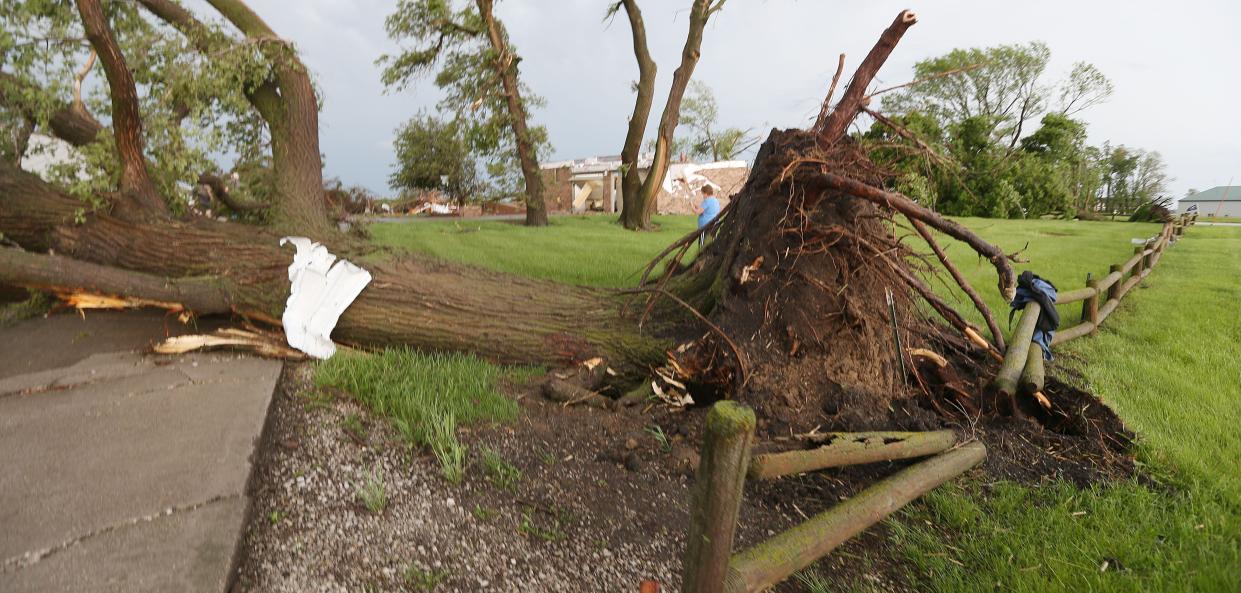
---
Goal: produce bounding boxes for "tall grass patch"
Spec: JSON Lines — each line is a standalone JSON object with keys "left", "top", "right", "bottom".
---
{"left": 315, "top": 348, "right": 518, "bottom": 480}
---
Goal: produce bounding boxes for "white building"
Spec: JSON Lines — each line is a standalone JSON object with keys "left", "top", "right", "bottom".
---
{"left": 1180, "top": 186, "right": 1241, "bottom": 218}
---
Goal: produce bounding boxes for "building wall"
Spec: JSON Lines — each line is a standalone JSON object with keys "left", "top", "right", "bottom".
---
{"left": 656, "top": 166, "right": 750, "bottom": 215}
{"left": 1181, "top": 201, "right": 1241, "bottom": 217}
{"left": 541, "top": 166, "right": 574, "bottom": 212}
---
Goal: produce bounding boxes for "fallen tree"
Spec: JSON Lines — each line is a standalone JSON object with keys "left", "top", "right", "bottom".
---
{"left": 3, "top": 4, "right": 1024, "bottom": 433}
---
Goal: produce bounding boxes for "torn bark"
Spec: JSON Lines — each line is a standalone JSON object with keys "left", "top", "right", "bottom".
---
{"left": 0, "top": 247, "right": 231, "bottom": 315}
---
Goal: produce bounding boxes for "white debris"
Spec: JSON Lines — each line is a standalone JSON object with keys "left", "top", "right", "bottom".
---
{"left": 279, "top": 237, "right": 373, "bottom": 359}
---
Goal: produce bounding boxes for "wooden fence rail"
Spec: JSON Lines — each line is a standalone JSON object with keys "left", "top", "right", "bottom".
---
{"left": 680, "top": 403, "right": 984, "bottom": 593}
{"left": 1045, "top": 213, "right": 1193, "bottom": 347}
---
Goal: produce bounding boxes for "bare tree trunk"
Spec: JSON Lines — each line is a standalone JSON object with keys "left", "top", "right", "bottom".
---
{"left": 626, "top": 0, "right": 721, "bottom": 230}
{"left": 477, "top": 0, "right": 548, "bottom": 227}
{"left": 616, "top": 0, "right": 657, "bottom": 230}
{"left": 75, "top": 0, "right": 168, "bottom": 220}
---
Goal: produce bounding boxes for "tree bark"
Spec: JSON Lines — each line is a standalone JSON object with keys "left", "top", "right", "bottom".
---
{"left": 201, "top": 0, "right": 331, "bottom": 236}
{"left": 616, "top": 0, "right": 657, "bottom": 230}
{"left": 0, "top": 161, "right": 669, "bottom": 374}
{"left": 625, "top": 0, "right": 720, "bottom": 230}
{"left": 0, "top": 71, "right": 105, "bottom": 148}
{"left": 477, "top": 0, "right": 548, "bottom": 227}
{"left": 75, "top": 0, "right": 168, "bottom": 219}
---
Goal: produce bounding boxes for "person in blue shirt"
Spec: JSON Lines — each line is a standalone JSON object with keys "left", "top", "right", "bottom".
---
{"left": 693, "top": 185, "right": 722, "bottom": 245}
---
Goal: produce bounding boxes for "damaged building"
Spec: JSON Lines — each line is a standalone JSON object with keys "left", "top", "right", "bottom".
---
{"left": 540, "top": 154, "right": 749, "bottom": 215}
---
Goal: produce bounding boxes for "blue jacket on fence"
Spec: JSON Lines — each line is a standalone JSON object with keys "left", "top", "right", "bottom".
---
{"left": 1010, "top": 271, "right": 1059, "bottom": 360}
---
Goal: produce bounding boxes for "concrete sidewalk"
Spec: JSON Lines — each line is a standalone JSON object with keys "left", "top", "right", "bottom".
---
{"left": 0, "top": 310, "right": 280, "bottom": 593}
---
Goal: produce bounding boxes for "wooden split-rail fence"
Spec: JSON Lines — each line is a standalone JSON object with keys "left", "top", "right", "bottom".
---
{"left": 993, "top": 213, "right": 1195, "bottom": 397}
{"left": 666, "top": 214, "right": 1196, "bottom": 593}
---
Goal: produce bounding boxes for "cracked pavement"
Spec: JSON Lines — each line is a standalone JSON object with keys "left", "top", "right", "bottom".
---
{"left": 0, "top": 310, "right": 280, "bottom": 593}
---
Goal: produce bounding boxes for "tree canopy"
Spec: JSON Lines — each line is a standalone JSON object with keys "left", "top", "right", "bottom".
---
{"left": 865, "top": 41, "right": 1162, "bottom": 219}
{"left": 379, "top": 0, "right": 550, "bottom": 214}
{"left": 389, "top": 112, "right": 479, "bottom": 207}
{"left": 677, "top": 80, "right": 757, "bottom": 161}
{"left": 0, "top": 0, "right": 278, "bottom": 212}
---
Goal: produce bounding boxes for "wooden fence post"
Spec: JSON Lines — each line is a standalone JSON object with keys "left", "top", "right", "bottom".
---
{"left": 1079, "top": 273, "right": 1093, "bottom": 323}
{"left": 682, "top": 401, "right": 756, "bottom": 593}
{"left": 1107, "top": 264, "right": 1122, "bottom": 301}
{"left": 1084, "top": 276, "right": 1099, "bottom": 335}
{"left": 1133, "top": 246, "right": 1145, "bottom": 276}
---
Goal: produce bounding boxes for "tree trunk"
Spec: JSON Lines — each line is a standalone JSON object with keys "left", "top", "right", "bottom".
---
{"left": 0, "top": 161, "right": 667, "bottom": 375}
{"left": 0, "top": 8, "right": 1024, "bottom": 437}
{"left": 203, "top": 0, "right": 331, "bottom": 236}
{"left": 616, "top": 0, "right": 657, "bottom": 231}
{"left": 477, "top": 0, "right": 548, "bottom": 228}
{"left": 625, "top": 0, "right": 717, "bottom": 230}
{"left": 76, "top": 0, "right": 168, "bottom": 220}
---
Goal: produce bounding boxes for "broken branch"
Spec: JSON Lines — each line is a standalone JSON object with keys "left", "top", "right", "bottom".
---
{"left": 908, "top": 218, "right": 1005, "bottom": 351}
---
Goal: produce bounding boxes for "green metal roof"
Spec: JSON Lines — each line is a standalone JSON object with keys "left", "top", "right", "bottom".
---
{"left": 1182, "top": 186, "right": 1241, "bottom": 202}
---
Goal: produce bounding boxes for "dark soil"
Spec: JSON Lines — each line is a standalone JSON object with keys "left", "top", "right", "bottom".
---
{"left": 236, "top": 349, "right": 1133, "bottom": 592}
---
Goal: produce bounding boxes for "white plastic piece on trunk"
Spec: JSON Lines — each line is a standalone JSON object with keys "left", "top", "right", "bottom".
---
{"left": 279, "top": 237, "right": 372, "bottom": 359}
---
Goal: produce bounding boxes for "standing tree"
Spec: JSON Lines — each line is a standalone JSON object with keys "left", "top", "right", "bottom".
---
{"left": 678, "top": 80, "right": 758, "bottom": 161}
{"left": 380, "top": 0, "right": 550, "bottom": 226}
{"left": 3, "top": 6, "right": 1046, "bottom": 447}
{"left": 390, "top": 113, "right": 479, "bottom": 212}
{"left": 613, "top": 0, "right": 727, "bottom": 231}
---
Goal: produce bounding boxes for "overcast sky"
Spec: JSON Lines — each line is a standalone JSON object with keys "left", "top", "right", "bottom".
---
{"left": 235, "top": 0, "right": 1241, "bottom": 198}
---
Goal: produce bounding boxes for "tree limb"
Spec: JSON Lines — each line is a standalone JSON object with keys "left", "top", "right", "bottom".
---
{"left": 75, "top": 0, "right": 168, "bottom": 218}
{"left": 0, "top": 247, "right": 233, "bottom": 315}
{"left": 816, "top": 10, "right": 918, "bottom": 145}
{"left": 199, "top": 172, "right": 267, "bottom": 212}
{"left": 908, "top": 218, "right": 1005, "bottom": 351}
{"left": 0, "top": 72, "right": 104, "bottom": 148}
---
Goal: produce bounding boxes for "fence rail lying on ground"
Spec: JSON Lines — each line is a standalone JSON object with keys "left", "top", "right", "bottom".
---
{"left": 679, "top": 402, "right": 985, "bottom": 593}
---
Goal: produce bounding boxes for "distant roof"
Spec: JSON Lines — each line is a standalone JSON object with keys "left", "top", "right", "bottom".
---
{"left": 541, "top": 153, "right": 653, "bottom": 174}
{"left": 1182, "top": 186, "right": 1241, "bottom": 202}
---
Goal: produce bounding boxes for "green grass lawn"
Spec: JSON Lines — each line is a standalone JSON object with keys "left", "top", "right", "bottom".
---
{"left": 369, "top": 214, "right": 698, "bottom": 288}
{"left": 363, "top": 214, "right": 1239, "bottom": 591}
{"left": 927, "top": 217, "right": 1163, "bottom": 330}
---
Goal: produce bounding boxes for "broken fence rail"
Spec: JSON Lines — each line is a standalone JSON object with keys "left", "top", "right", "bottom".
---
{"left": 679, "top": 402, "right": 984, "bottom": 593}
